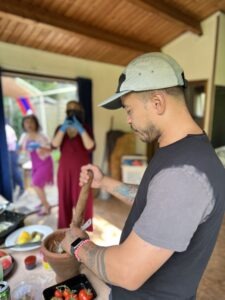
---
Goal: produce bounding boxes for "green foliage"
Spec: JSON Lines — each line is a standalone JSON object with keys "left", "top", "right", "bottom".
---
{"left": 25, "top": 79, "right": 58, "bottom": 91}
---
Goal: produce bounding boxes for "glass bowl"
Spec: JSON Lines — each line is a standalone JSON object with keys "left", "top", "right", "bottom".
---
{"left": 11, "top": 281, "right": 40, "bottom": 300}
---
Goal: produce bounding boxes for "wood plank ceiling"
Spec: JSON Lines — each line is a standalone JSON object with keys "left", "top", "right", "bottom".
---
{"left": 0, "top": 0, "right": 225, "bottom": 66}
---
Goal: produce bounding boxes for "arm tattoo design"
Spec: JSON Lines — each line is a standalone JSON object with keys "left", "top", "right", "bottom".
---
{"left": 82, "top": 243, "right": 116, "bottom": 285}
{"left": 114, "top": 184, "right": 137, "bottom": 203}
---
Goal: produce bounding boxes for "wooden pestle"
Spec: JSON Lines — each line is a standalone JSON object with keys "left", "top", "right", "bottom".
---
{"left": 71, "top": 169, "right": 93, "bottom": 228}
{"left": 41, "top": 170, "right": 94, "bottom": 282}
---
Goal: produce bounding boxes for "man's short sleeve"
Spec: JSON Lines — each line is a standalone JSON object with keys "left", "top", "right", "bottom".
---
{"left": 133, "top": 165, "right": 215, "bottom": 251}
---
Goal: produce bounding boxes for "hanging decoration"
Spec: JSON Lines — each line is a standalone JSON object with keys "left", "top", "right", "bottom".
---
{"left": 16, "top": 97, "right": 34, "bottom": 115}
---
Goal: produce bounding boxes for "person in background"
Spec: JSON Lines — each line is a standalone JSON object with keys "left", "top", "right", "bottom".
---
{"left": 19, "top": 114, "right": 53, "bottom": 215}
{"left": 5, "top": 122, "right": 24, "bottom": 199}
{"left": 61, "top": 52, "right": 225, "bottom": 300}
{"left": 51, "top": 100, "right": 95, "bottom": 230}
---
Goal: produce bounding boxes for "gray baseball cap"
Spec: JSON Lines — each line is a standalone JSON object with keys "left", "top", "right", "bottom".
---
{"left": 98, "top": 52, "right": 187, "bottom": 110}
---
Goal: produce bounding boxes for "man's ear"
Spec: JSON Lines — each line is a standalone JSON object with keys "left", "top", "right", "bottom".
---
{"left": 151, "top": 92, "right": 166, "bottom": 115}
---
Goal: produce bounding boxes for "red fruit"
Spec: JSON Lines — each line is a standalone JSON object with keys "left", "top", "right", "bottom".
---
{"left": 78, "top": 288, "right": 93, "bottom": 300}
{"left": 54, "top": 289, "right": 63, "bottom": 298}
{"left": 0, "top": 255, "right": 12, "bottom": 270}
{"left": 0, "top": 257, "right": 12, "bottom": 270}
{"left": 63, "top": 288, "right": 71, "bottom": 297}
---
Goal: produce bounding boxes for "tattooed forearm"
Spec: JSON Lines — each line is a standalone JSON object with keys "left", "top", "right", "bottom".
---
{"left": 82, "top": 242, "right": 116, "bottom": 284}
{"left": 97, "top": 248, "right": 109, "bottom": 282}
{"left": 114, "top": 183, "right": 137, "bottom": 204}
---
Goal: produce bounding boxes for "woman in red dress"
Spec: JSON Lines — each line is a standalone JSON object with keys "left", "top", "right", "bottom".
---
{"left": 52, "top": 101, "right": 95, "bottom": 229}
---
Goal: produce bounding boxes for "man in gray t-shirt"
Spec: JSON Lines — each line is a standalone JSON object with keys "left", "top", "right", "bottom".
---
{"left": 61, "top": 52, "right": 225, "bottom": 300}
{"left": 134, "top": 165, "right": 214, "bottom": 252}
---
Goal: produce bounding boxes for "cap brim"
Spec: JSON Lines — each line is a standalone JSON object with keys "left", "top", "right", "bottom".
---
{"left": 98, "top": 90, "right": 130, "bottom": 110}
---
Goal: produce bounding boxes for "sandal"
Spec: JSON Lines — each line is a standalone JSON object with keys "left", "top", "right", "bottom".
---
{"left": 37, "top": 206, "right": 51, "bottom": 216}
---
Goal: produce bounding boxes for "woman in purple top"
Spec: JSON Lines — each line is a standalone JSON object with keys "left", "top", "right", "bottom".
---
{"left": 19, "top": 114, "right": 53, "bottom": 215}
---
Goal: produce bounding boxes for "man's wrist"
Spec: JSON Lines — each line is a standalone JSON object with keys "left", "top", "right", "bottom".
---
{"left": 101, "top": 175, "right": 108, "bottom": 190}
{"left": 71, "top": 238, "right": 91, "bottom": 262}
{"left": 74, "top": 239, "right": 90, "bottom": 262}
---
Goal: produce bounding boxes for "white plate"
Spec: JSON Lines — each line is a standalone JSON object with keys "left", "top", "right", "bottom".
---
{"left": 5, "top": 225, "right": 53, "bottom": 251}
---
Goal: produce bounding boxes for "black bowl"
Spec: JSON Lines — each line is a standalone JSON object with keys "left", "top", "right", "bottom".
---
{"left": 43, "top": 273, "right": 97, "bottom": 299}
{"left": 0, "top": 210, "right": 25, "bottom": 244}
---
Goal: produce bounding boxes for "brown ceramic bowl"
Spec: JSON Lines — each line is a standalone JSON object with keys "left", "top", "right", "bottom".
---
{"left": 41, "top": 229, "right": 80, "bottom": 283}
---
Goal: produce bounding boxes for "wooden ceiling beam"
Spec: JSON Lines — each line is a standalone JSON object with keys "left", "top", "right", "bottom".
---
{"left": 129, "top": 0, "right": 202, "bottom": 35}
{"left": 0, "top": 1, "right": 159, "bottom": 53}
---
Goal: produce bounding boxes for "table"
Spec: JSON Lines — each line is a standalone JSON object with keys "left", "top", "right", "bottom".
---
{"left": 2, "top": 203, "right": 111, "bottom": 299}
{"left": 5, "top": 232, "right": 110, "bottom": 299}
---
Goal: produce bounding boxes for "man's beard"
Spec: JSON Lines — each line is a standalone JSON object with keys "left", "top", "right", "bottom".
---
{"left": 131, "top": 123, "right": 160, "bottom": 143}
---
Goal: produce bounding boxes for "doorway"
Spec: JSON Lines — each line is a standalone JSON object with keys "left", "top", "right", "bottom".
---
{"left": 0, "top": 70, "right": 78, "bottom": 201}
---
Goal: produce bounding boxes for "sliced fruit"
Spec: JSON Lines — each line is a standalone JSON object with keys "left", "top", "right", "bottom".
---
{"left": 19, "top": 231, "right": 31, "bottom": 240}
{"left": 31, "top": 232, "right": 43, "bottom": 242}
{"left": 0, "top": 255, "right": 12, "bottom": 270}
{"left": 17, "top": 231, "right": 32, "bottom": 244}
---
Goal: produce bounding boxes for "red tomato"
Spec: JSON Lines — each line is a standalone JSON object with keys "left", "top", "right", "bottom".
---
{"left": 78, "top": 288, "right": 93, "bottom": 300}
{"left": 65, "top": 294, "right": 78, "bottom": 300}
{"left": 63, "top": 288, "right": 72, "bottom": 298}
{"left": 54, "top": 289, "right": 63, "bottom": 298}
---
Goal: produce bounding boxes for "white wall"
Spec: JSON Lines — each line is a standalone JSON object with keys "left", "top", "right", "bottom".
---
{"left": 0, "top": 42, "right": 134, "bottom": 166}
{"left": 162, "top": 13, "right": 219, "bottom": 135}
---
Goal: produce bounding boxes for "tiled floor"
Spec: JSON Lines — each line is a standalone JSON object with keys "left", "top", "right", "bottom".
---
{"left": 15, "top": 187, "right": 225, "bottom": 299}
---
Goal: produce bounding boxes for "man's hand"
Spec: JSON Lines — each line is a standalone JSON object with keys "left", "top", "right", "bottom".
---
{"left": 61, "top": 226, "right": 89, "bottom": 255}
{"left": 80, "top": 164, "right": 104, "bottom": 189}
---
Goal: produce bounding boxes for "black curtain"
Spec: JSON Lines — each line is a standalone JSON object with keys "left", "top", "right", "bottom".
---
{"left": 211, "top": 86, "right": 225, "bottom": 148}
{"left": 75, "top": 77, "right": 93, "bottom": 161}
{"left": 76, "top": 77, "right": 93, "bottom": 131}
{"left": 0, "top": 72, "right": 13, "bottom": 201}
